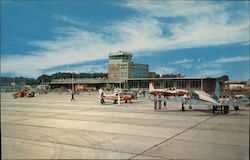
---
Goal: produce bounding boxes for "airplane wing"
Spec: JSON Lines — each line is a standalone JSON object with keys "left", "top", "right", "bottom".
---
{"left": 190, "top": 90, "right": 220, "bottom": 106}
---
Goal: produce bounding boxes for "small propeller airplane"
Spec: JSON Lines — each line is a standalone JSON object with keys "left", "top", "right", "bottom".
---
{"left": 98, "top": 89, "right": 134, "bottom": 104}
{"left": 148, "top": 80, "right": 233, "bottom": 112}
{"left": 188, "top": 90, "right": 221, "bottom": 110}
{"left": 148, "top": 83, "right": 189, "bottom": 110}
{"left": 186, "top": 80, "right": 231, "bottom": 112}
{"left": 149, "top": 83, "right": 188, "bottom": 97}
{"left": 12, "top": 88, "right": 35, "bottom": 99}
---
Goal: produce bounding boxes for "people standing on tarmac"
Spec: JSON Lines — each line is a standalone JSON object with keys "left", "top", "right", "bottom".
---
{"left": 233, "top": 96, "right": 239, "bottom": 111}
{"left": 225, "top": 96, "right": 230, "bottom": 104}
{"left": 181, "top": 98, "right": 185, "bottom": 111}
{"left": 71, "top": 90, "right": 75, "bottom": 101}
{"left": 218, "top": 96, "right": 225, "bottom": 113}
{"left": 139, "top": 89, "right": 142, "bottom": 96}
{"left": 219, "top": 96, "right": 225, "bottom": 104}
{"left": 142, "top": 90, "right": 146, "bottom": 97}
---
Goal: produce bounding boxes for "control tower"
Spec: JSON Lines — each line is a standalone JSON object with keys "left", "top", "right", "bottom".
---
{"left": 108, "top": 51, "right": 148, "bottom": 85}
{"left": 108, "top": 50, "right": 133, "bottom": 64}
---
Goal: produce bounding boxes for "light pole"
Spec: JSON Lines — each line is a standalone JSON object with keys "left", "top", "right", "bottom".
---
{"left": 71, "top": 70, "right": 74, "bottom": 93}
{"left": 11, "top": 71, "right": 15, "bottom": 91}
{"left": 119, "top": 65, "right": 122, "bottom": 88}
{"left": 198, "top": 59, "right": 203, "bottom": 91}
{"left": 67, "top": 66, "right": 74, "bottom": 93}
{"left": 77, "top": 71, "right": 80, "bottom": 91}
{"left": 42, "top": 74, "right": 44, "bottom": 85}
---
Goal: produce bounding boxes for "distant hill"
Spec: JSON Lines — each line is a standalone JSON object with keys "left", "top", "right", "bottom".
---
{"left": 1, "top": 72, "right": 108, "bottom": 85}
{"left": 0, "top": 77, "right": 37, "bottom": 85}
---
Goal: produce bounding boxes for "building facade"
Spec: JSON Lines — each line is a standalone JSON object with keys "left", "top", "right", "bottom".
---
{"left": 108, "top": 51, "right": 148, "bottom": 83}
{"left": 126, "top": 77, "right": 219, "bottom": 95}
{"left": 49, "top": 51, "right": 222, "bottom": 95}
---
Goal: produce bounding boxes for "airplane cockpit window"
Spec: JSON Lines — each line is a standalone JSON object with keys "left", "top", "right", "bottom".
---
{"left": 190, "top": 91, "right": 199, "bottom": 100}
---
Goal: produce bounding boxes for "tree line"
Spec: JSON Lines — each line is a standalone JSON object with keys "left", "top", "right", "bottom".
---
{"left": 1, "top": 72, "right": 108, "bottom": 85}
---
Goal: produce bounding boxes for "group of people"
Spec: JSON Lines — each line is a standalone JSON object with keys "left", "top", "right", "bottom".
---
{"left": 218, "top": 96, "right": 239, "bottom": 111}
{"left": 138, "top": 89, "right": 146, "bottom": 97}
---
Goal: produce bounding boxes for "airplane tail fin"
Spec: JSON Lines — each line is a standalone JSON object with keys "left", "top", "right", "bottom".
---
{"left": 215, "top": 79, "right": 220, "bottom": 99}
{"left": 149, "top": 83, "right": 155, "bottom": 93}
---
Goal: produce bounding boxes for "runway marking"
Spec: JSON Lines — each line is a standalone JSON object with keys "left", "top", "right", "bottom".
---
{"left": 2, "top": 112, "right": 66, "bottom": 123}
{"left": 2, "top": 135, "right": 161, "bottom": 158}
{"left": 2, "top": 122, "right": 169, "bottom": 140}
{"left": 129, "top": 115, "right": 217, "bottom": 159}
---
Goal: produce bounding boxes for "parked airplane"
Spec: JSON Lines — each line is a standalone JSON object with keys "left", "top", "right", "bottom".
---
{"left": 98, "top": 89, "right": 134, "bottom": 104}
{"left": 149, "top": 81, "right": 226, "bottom": 112}
{"left": 234, "top": 94, "right": 249, "bottom": 103}
{"left": 149, "top": 83, "right": 189, "bottom": 110}
{"left": 149, "top": 83, "right": 188, "bottom": 97}
{"left": 12, "top": 88, "right": 35, "bottom": 99}
{"left": 188, "top": 90, "right": 221, "bottom": 109}
{"left": 186, "top": 79, "right": 232, "bottom": 112}
{"left": 115, "top": 89, "right": 138, "bottom": 99}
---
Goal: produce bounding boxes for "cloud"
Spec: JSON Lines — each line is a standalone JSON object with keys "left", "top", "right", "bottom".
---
{"left": 203, "top": 56, "right": 250, "bottom": 68}
{"left": 53, "top": 15, "right": 88, "bottom": 26}
{"left": 171, "top": 58, "right": 193, "bottom": 69}
{"left": 44, "top": 64, "right": 107, "bottom": 76}
{"left": 201, "top": 69, "right": 226, "bottom": 77}
{"left": 213, "top": 56, "right": 250, "bottom": 64}
{"left": 126, "top": 1, "right": 225, "bottom": 18}
{"left": 2, "top": 27, "right": 113, "bottom": 77}
{"left": 199, "top": 55, "right": 249, "bottom": 78}
{"left": 1, "top": 1, "right": 249, "bottom": 78}
{"left": 153, "top": 67, "right": 176, "bottom": 75}
{"left": 2, "top": 18, "right": 166, "bottom": 77}
{"left": 172, "top": 59, "right": 193, "bottom": 64}
{"left": 126, "top": 1, "right": 249, "bottom": 47}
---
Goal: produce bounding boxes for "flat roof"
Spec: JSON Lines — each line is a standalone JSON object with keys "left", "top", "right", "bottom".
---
{"left": 109, "top": 50, "right": 133, "bottom": 56}
{"left": 127, "top": 77, "right": 217, "bottom": 80}
{"left": 50, "top": 77, "right": 217, "bottom": 85}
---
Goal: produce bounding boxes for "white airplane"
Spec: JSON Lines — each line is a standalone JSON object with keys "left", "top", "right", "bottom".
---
{"left": 98, "top": 89, "right": 134, "bottom": 104}
{"left": 148, "top": 83, "right": 189, "bottom": 110}
{"left": 187, "top": 90, "right": 222, "bottom": 111}
{"left": 234, "top": 94, "right": 249, "bottom": 103}
{"left": 149, "top": 81, "right": 227, "bottom": 112}
{"left": 149, "top": 83, "right": 188, "bottom": 97}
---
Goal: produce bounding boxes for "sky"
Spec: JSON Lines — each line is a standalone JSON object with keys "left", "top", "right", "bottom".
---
{"left": 1, "top": 0, "right": 249, "bottom": 81}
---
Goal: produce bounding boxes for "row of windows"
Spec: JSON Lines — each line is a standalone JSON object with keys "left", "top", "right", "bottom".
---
{"left": 109, "top": 55, "right": 132, "bottom": 60}
{"left": 130, "top": 65, "right": 148, "bottom": 70}
{"left": 127, "top": 80, "right": 204, "bottom": 90}
{"left": 109, "top": 64, "right": 147, "bottom": 69}
{"left": 109, "top": 66, "right": 120, "bottom": 70}
{"left": 130, "top": 70, "right": 148, "bottom": 74}
{"left": 129, "top": 74, "right": 148, "bottom": 78}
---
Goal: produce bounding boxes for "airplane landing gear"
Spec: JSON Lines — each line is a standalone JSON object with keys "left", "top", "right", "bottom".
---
{"left": 100, "top": 99, "right": 105, "bottom": 104}
{"left": 181, "top": 101, "right": 185, "bottom": 111}
{"left": 182, "top": 106, "right": 185, "bottom": 111}
{"left": 189, "top": 105, "right": 192, "bottom": 109}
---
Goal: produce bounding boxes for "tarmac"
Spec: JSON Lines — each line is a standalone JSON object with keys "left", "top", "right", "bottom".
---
{"left": 1, "top": 92, "right": 249, "bottom": 159}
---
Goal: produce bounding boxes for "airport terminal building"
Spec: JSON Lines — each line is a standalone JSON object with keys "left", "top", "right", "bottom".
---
{"left": 50, "top": 51, "right": 219, "bottom": 94}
